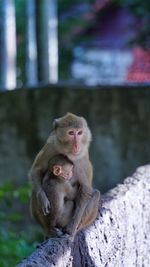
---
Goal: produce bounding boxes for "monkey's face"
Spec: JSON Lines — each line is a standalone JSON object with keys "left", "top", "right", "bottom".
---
{"left": 53, "top": 113, "right": 92, "bottom": 156}
{"left": 55, "top": 127, "right": 86, "bottom": 156}
{"left": 53, "top": 164, "right": 73, "bottom": 180}
{"left": 61, "top": 164, "right": 73, "bottom": 180}
{"left": 66, "top": 128, "right": 83, "bottom": 155}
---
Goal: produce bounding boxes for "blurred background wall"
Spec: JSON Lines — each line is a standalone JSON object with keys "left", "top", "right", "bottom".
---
{"left": 0, "top": 85, "right": 150, "bottom": 193}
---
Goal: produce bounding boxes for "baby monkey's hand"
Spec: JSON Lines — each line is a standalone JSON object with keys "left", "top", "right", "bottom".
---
{"left": 37, "top": 190, "right": 50, "bottom": 215}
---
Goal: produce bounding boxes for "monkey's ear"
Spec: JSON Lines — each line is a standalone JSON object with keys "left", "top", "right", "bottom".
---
{"left": 53, "top": 165, "right": 62, "bottom": 176}
{"left": 52, "top": 118, "right": 59, "bottom": 129}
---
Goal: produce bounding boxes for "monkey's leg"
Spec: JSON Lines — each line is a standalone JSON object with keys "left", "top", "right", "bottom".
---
{"left": 77, "top": 189, "right": 100, "bottom": 232}
{"left": 31, "top": 191, "right": 62, "bottom": 237}
{"left": 64, "top": 186, "right": 94, "bottom": 236}
{"left": 38, "top": 209, "right": 64, "bottom": 238}
{"left": 57, "top": 200, "right": 74, "bottom": 228}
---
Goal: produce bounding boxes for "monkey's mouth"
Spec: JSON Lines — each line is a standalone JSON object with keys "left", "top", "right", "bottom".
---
{"left": 72, "top": 147, "right": 80, "bottom": 155}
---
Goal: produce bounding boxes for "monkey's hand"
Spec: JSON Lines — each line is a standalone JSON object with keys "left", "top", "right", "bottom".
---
{"left": 54, "top": 227, "right": 64, "bottom": 237}
{"left": 37, "top": 190, "right": 50, "bottom": 215}
{"left": 63, "top": 222, "right": 77, "bottom": 236}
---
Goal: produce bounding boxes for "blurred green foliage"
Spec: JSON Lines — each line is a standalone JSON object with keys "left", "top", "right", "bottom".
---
{"left": 116, "top": 0, "right": 150, "bottom": 48}
{"left": 13, "top": 0, "right": 150, "bottom": 83}
{"left": 59, "top": 0, "right": 150, "bottom": 79}
{"left": 59, "top": 0, "right": 96, "bottom": 80}
{"left": 0, "top": 181, "right": 39, "bottom": 267}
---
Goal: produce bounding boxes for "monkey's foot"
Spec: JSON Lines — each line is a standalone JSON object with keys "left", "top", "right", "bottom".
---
{"left": 54, "top": 227, "right": 64, "bottom": 237}
{"left": 62, "top": 233, "right": 74, "bottom": 242}
{"left": 62, "top": 223, "right": 77, "bottom": 237}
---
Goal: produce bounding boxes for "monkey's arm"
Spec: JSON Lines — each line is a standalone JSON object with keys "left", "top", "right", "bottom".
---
{"left": 64, "top": 158, "right": 94, "bottom": 236}
{"left": 29, "top": 143, "right": 55, "bottom": 215}
{"left": 29, "top": 167, "right": 51, "bottom": 215}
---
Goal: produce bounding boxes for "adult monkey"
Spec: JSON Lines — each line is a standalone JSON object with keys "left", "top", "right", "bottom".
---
{"left": 29, "top": 113, "right": 100, "bottom": 236}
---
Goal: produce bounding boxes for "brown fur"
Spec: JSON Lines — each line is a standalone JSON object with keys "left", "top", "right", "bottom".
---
{"left": 29, "top": 113, "right": 100, "bottom": 237}
{"left": 31, "top": 167, "right": 78, "bottom": 236}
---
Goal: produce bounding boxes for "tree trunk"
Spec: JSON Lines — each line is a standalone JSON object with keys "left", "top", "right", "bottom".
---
{"left": 16, "top": 165, "right": 150, "bottom": 266}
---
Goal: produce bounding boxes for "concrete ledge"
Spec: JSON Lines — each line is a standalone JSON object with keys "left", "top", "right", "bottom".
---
{"left": 16, "top": 165, "right": 150, "bottom": 267}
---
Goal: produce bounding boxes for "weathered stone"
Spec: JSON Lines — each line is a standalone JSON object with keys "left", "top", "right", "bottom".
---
{"left": 16, "top": 165, "right": 150, "bottom": 267}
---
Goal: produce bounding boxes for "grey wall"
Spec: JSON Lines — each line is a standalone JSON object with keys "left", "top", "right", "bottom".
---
{"left": 0, "top": 85, "right": 150, "bottom": 192}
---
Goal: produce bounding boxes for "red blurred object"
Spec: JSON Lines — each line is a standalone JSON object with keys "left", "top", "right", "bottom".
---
{"left": 127, "top": 47, "right": 150, "bottom": 82}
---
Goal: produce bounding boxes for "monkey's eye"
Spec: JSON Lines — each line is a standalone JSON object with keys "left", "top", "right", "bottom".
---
{"left": 78, "top": 130, "right": 83, "bottom": 135}
{"left": 68, "top": 130, "right": 74, "bottom": 136}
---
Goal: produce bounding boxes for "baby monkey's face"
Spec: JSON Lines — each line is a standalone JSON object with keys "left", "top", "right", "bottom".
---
{"left": 52, "top": 163, "right": 73, "bottom": 180}
{"left": 60, "top": 164, "right": 73, "bottom": 180}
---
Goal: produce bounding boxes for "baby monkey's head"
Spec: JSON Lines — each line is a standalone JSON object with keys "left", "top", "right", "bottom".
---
{"left": 48, "top": 154, "right": 73, "bottom": 180}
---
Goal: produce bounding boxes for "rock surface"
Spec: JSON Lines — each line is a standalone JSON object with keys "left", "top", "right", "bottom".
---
{"left": 17, "top": 165, "right": 150, "bottom": 267}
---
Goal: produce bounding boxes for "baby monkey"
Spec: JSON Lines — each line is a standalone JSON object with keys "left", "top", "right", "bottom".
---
{"left": 31, "top": 154, "right": 78, "bottom": 237}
